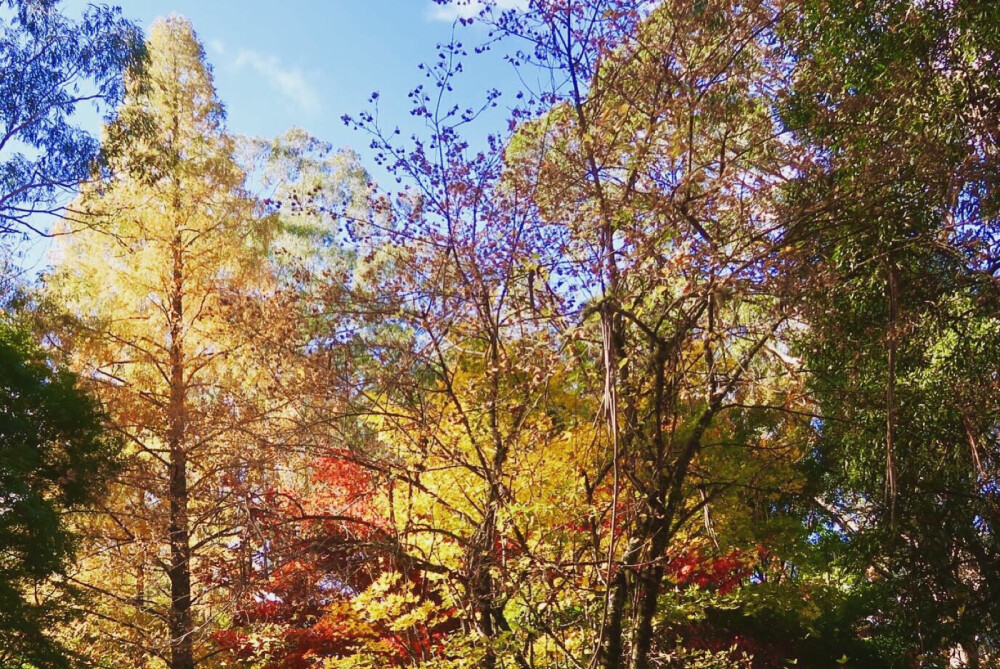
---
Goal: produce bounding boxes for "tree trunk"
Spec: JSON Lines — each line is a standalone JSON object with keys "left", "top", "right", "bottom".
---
{"left": 167, "top": 233, "right": 194, "bottom": 669}
{"left": 631, "top": 423, "right": 711, "bottom": 669}
{"left": 631, "top": 563, "right": 664, "bottom": 669}
{"left": 602, "top": 567, "right": 629, "bottom": 669}
{"left": 602, "top": 533, "right": 643, "bottom": 669}
{"left": 468, "top": 494, "right": 501, "bottom": 669}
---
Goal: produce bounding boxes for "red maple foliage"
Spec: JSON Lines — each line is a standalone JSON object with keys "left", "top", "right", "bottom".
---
{"left": 212, "top": 451, "right": 460, "bottom": 668}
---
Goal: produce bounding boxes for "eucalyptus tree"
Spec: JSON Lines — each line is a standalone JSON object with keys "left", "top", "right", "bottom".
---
{"left": 0, "top": 0, "right": 142, "bottom": 236}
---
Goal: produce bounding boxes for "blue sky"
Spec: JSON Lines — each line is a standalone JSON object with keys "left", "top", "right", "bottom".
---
{"left": 97, "top": 1, "right": 526, "bottom": 153}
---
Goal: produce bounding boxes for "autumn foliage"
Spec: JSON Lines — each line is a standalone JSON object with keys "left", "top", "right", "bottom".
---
{"left": 3, "top": 1, "right": 997, "bottom": 668}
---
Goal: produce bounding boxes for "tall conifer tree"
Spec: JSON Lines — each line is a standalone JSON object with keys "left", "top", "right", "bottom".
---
{"left": 45, "top": 16, "right": 275, "bottom": 668}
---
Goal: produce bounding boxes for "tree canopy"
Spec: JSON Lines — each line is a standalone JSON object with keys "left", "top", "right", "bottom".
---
{"left": 3, "top": 1, "right": 1000, "bottom": 668}
{"left": 0, "top": 315, "right": 118, "bottom": 668}
{"left": 0, "top": 0, "right": 142, "bottom": 235}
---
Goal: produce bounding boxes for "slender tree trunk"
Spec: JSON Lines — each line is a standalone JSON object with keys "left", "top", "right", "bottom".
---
{"left": 475, "top": 566, "right": 497, "bottom": 669}
{"left": 631, "top": 418, "right": 713, "bottom": 669}
{"left": 470, "top": 496, "right": 499, "bottom": 669}
{"left": 631, "top": 528, "right": 670, "bottom": 669}
{"left": 602, "top": 538, "right": 638, "bottom": 669}
{"left": 167, "top": 232, "right": 195, "bottom": 669}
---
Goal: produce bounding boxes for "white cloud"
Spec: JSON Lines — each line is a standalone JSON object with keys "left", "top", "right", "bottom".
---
{"left": 426, "top": 0, "right": 528, "bottom": 22}
{"left": 213, "top": 41, "right": 321, "bottom": 116}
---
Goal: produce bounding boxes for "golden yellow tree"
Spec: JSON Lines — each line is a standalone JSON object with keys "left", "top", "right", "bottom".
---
{"left": 45, "top": 16, "right": 278, "bottom": 669}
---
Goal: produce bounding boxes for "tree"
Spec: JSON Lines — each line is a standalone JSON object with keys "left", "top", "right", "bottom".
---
{"left": 483, "top": 2, "right": 819, "bottom": 667}
{"left": 0, "top": 314, "right": 118, "bottom": 668}
{"left": 218, "top": 106, "right": 586, "bottom": 666}
{"left": 44, "top": 16, "right": 277, "bottom": 669}
{"left": 206, "top": 34, "right": 615, "bottom": 667}
{"left": 0, "top": 0, "right": 142, "bottom": 236}
{"left": 783, "top": 0, "right": 1000, "bottom": 665}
